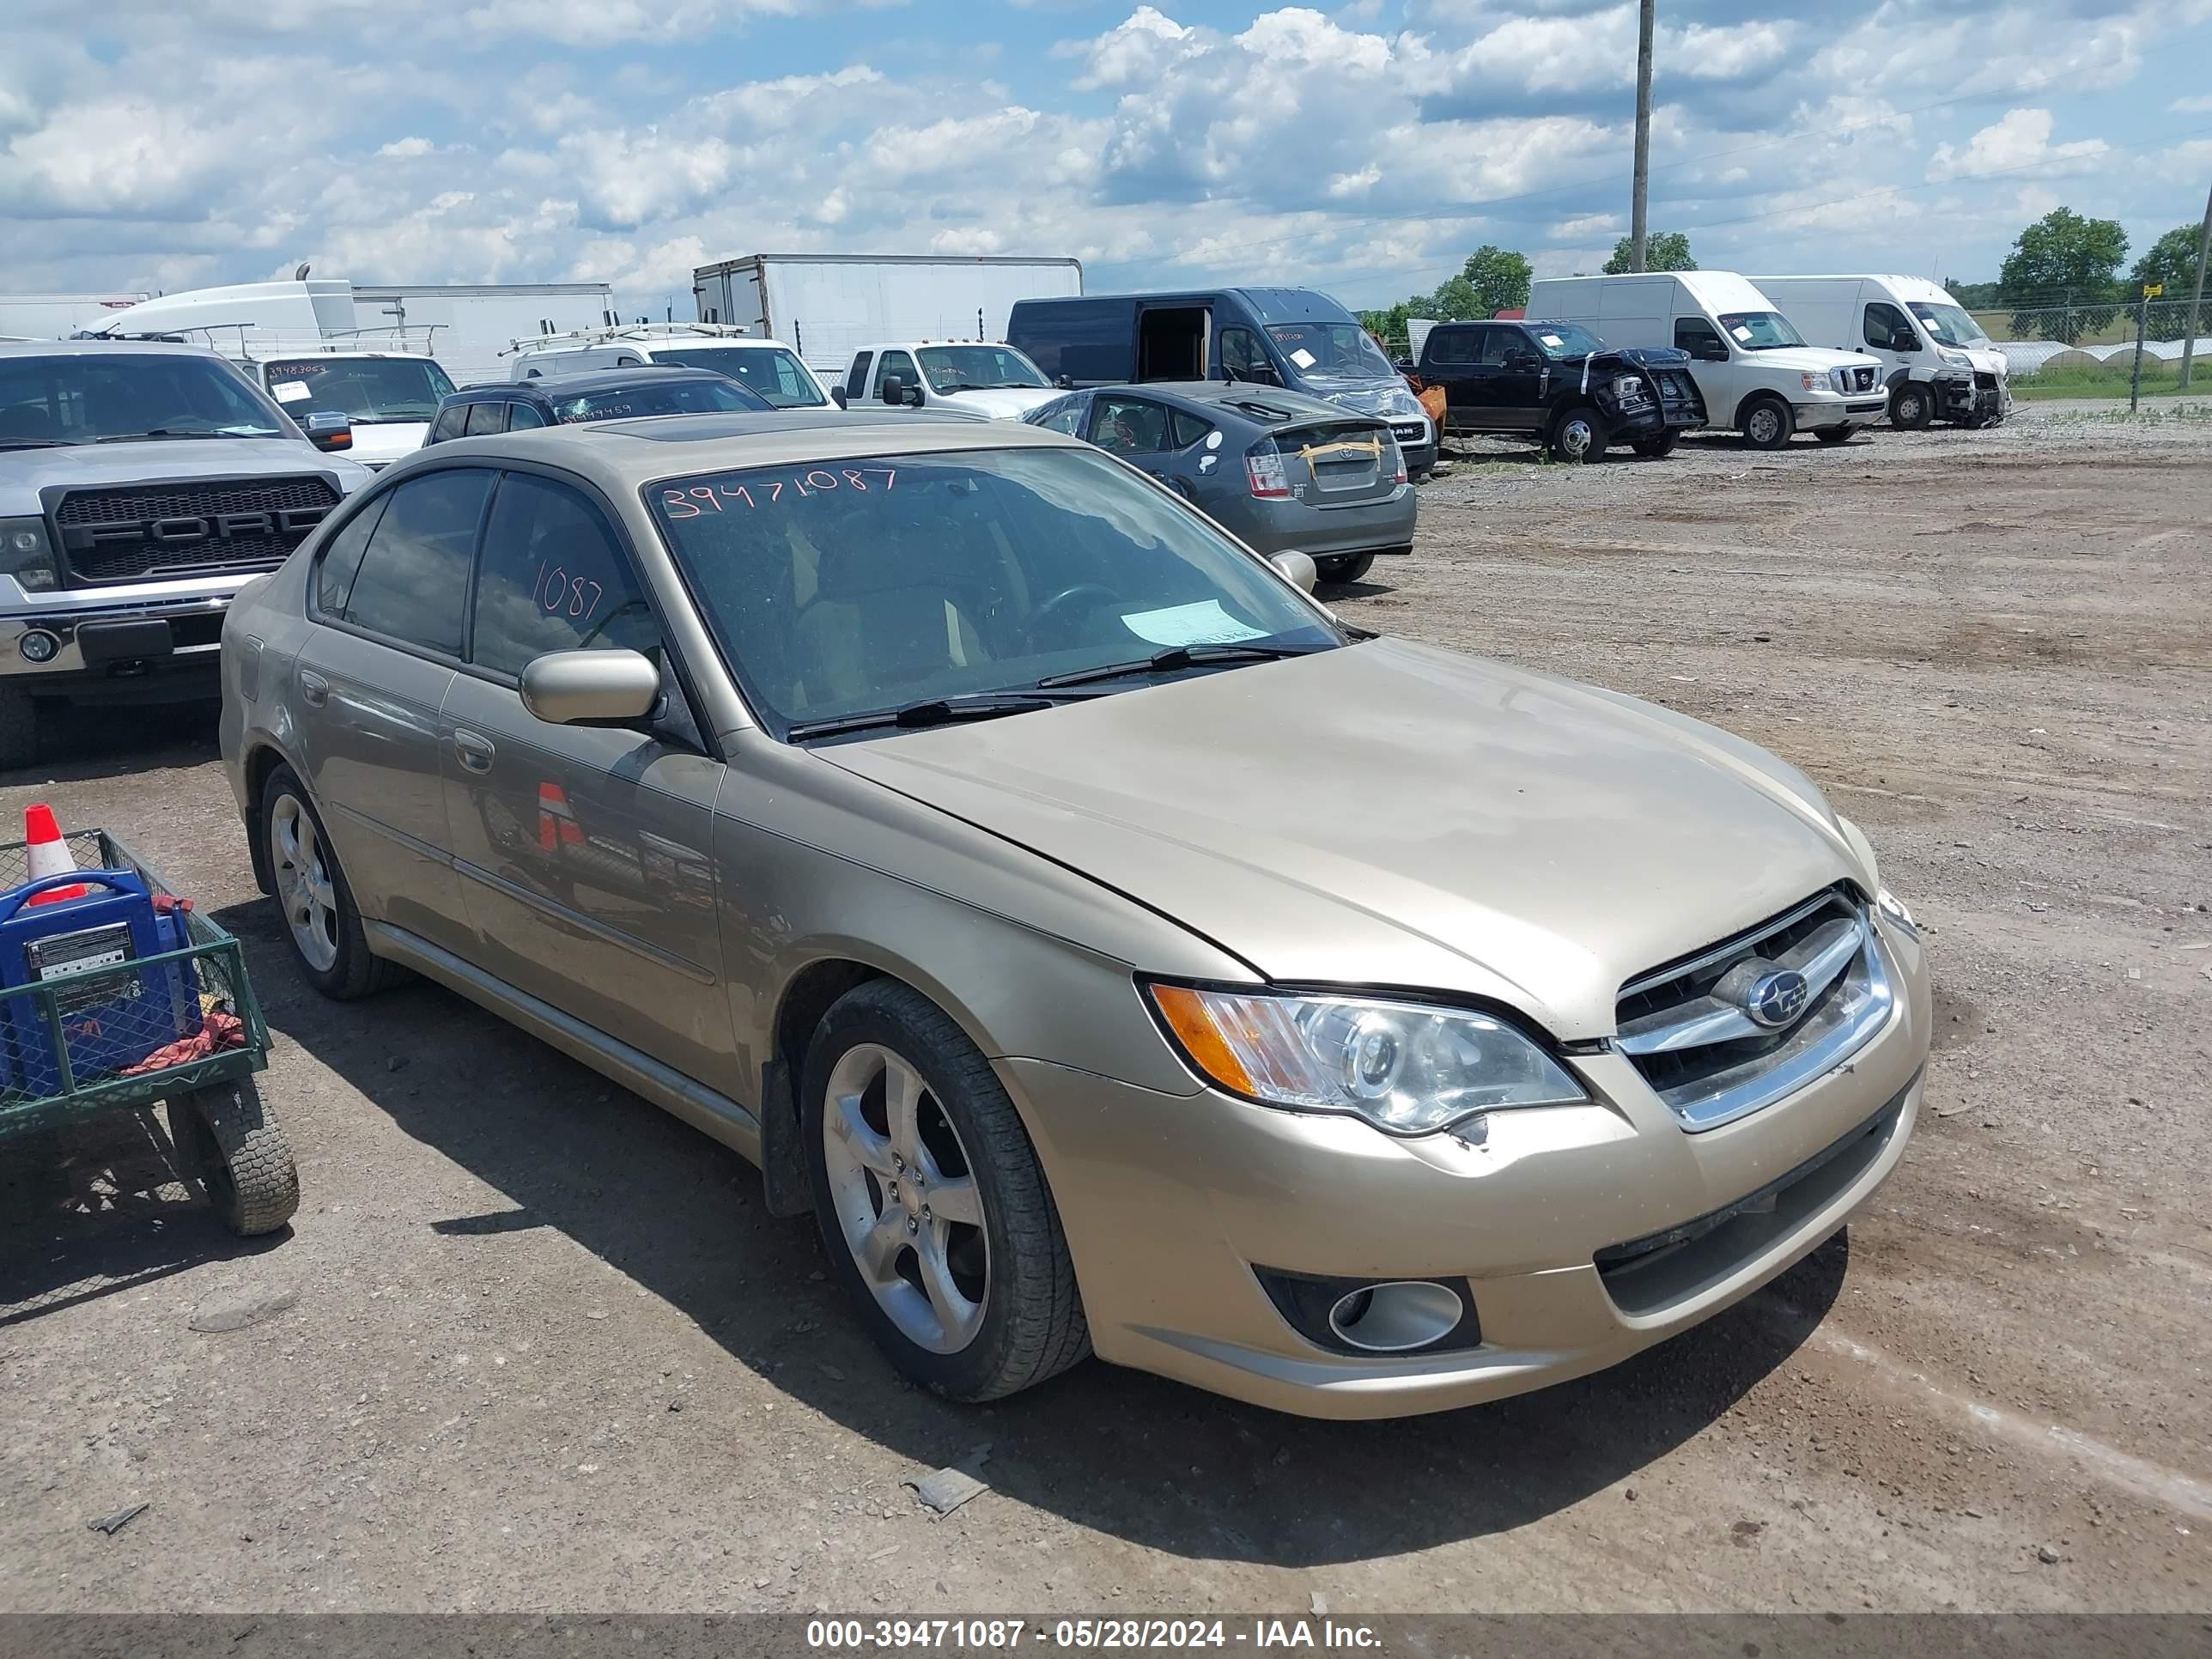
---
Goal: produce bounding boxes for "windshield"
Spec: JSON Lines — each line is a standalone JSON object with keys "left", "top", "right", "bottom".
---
{"left": 0, "top": 351, "right": 289, "bottom": 446}
{"left": 915, "top": 346, "right": 1048, "bottom": 392}
{"left": 1907, "top": 302, "right": 1990, "bottom": 348}
{"left": 648, "top": 346, "right": 827, "bottom": 407}
{"left": 264, "top": 356, "right": 455, "bottom": 423}
{"left": 649, "top": 447, "right": 1340, "bottom": 737}
{"left": 1526, "top": 323, "right": 1606, "bottom": 361}
{"left": 1715, "top": 311, "right": 1808, "bottom": 350}
{"left": 552, "top": 380, "right": 770, "bottom": 422}
{"left": 1265, "top": 323, "right": 1395, "bottom": 382}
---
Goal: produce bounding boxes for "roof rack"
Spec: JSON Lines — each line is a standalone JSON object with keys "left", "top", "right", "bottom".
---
{"left": 501, "top": 320, "right": 752, "bottom": 357}
{"left": 87, "top": 323, "right": 445, "bottom": 359}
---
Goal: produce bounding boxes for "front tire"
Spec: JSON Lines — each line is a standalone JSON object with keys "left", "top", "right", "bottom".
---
{"left": 1889, "top": 381, "right": 1933, "bottom": 429}
{"left": 1740, "top": 396, "right": 1794, "bottom": 450}
{"left": 1547, "top": 404, "right": 1607, "bottom": 463}
{"left": 1814, "top": 425, "right": 1854, "bottom": 445}
{"left": 260, "top": 764, "right": 398, "bottom": 1000}
{"left": 1631, "top": 431, "right": 1680, "bottom": 459}
{"left": 1316, "top": 551, "right": 1376, "bottom": 586}
{"left": 805, "top": 980, "right": 1089, "bottom": 1402}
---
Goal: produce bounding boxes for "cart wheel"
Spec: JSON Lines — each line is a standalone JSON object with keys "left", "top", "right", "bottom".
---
{"left": 172, "top": 1077, "right": 299, "bottom": 1237}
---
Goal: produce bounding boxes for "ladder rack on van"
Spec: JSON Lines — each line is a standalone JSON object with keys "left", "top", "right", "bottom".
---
{"left": 499, "top": 320, "right": 751, "bottom": 357}
{"left": 108, "top": 323, "right": 447, "bottom": 360}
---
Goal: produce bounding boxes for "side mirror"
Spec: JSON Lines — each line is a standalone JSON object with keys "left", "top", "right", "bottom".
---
{"left": 1504, "top": 350, "right": 1540, "bottom": 372}
{"left": 1269, "top": 550, "right": 1318, "bottom": 593}
{"left": 1694, "top": 339, "right": 1728, "bottom": 362}
{"left": 1889, "top": 329, "right": 1919, "bottom": 353}
{"left": 520, "top": 649, "right": 660, "bottom": 726}
{"left": 830, "top": 385, "right": 848, "bottom": 409}
{"left": 1054, "top": 374, "right": 1074, "bottom": 390}
{"left": 881, "top": 374, "right": 921, "bottom": 407}
{"left": 301, "top": 410, "right": 352, "bottom": 453}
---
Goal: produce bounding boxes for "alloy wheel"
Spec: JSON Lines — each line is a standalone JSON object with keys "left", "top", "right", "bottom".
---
{"left": 820, "top": 1042, "right": 990, "bottom": 1354}
{"left": 270, "top": 793, "right": 339, "bottom": 973}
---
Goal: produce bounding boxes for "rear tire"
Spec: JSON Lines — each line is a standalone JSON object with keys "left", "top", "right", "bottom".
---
{"left": 1814, "top": 425, "right": 1854, "bottom": 445}
{"left": 1316, "top": 551, "right": 1376, "bottom": 586}
{"left": 260, "top": 764, "right": 400, "bottom": 1000}
{"left": 1547, "top": 405, "right": 1607, "bottom": 464}
{"left": 171, "top": 1077, "right": 299, "bottom": 1237}
{"left": 0, "top": 689, "right": 38, "bottom": 772}
{"left": 1889, "top": 381, "right": 1934, "bottom": 429}
{"left": 1631, "top": 432, "right": 1680, "bottom": 459}
{"left": 805, "top": 980, "right": 1089, "bottom": 1402}
{"left": 1740, "top": 396, "right": 1794, "bottom": 450}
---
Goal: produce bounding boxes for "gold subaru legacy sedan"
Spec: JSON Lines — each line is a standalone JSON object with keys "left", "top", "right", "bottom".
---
{"left": 220, "top": 410, "right": 1929, "bottom": 1419}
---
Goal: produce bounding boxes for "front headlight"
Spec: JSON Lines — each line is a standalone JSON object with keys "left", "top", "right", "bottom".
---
{"left": 1876, "top": 888, "right": 1919, "bottom": 938}
{"left": 1802, "top": 371, "right": 1834, "bottom": 393}
{"left": 0, "top": 518, "right": 60, "bottom": 592}
{"left": 1937, "top": 347, "right": 1972, "bottom": 370}
{"left": 1146, "top": 982, "right": 1588, "bottom": 1136}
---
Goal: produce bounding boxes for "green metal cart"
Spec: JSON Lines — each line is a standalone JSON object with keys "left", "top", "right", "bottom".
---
{"left": 0, "top": 827, "right": 295, "bottom": 1236}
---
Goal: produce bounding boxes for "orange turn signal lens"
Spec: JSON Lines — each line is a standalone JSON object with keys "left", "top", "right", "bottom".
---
{"left": 1148, "top": 983, "right": 1256, "bottom": 1097}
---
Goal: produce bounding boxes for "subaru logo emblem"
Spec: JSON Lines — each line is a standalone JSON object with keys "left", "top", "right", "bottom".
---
{"left": 1745, "top": 969, "right": 1809, "bottom": 1030}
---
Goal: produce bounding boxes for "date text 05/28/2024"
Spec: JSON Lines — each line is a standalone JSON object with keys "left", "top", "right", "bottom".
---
{"left": 805, "top": 1620, "right": 1382, "bottom": 1651}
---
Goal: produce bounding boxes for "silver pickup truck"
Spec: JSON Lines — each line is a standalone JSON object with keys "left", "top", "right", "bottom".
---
{"left": 0, "top": 340, "right": 372, "bottom": 767}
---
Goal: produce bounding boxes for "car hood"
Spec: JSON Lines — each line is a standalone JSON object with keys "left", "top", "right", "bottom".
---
{"left": 0, "top": 436, "right": 372, "bottom": 512}
{"left": 820, "top": 638, "right": 1867, "bottom": 1039}
{"left": 1304, "top": 378, "right": 1423, "bottom": 421}
{"left": 1966, "top": 346, "right": 2008, "bottom": 376}
{"left": 1749, "top": 346, "right": 1883, "bottom": 375}
{"left": 343, "top": 422, "right": 430, "bottom": 466}
{"left": 939, "top": 387, "right": 1061, "bottom": 419}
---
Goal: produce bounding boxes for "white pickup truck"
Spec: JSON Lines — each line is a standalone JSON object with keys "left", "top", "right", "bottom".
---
{"left": 832, "top": 343, "right": 1060, "bottom": 421}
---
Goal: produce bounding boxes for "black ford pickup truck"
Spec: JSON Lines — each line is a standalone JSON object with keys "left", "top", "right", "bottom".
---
{"left": 1412, "top": 319, "right": 1706, "bottom": 463}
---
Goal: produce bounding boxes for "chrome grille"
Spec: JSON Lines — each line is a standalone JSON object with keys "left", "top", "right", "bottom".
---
{"left": 1614, "top": 888, "right": 1893, "bottom": 1131}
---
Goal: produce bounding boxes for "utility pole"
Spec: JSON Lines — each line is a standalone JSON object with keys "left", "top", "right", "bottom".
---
{"left": 2182, "top": 175, "right": 2212, "bottom": 392}
{"left": 1630, "top": 0, "right": 1656, "bottom": 271}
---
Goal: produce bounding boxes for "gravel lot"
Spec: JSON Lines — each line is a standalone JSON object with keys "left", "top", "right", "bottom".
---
{"left": 2, "top": 403, "right": 2207, "bottom": 1616}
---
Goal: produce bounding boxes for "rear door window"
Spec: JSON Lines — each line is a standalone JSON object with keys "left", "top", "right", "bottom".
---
{"left": 1425, "top": 327, "right": 1480, "bottom": 366}
{"left": 339, "top": 469, "right": 494, "bottom": 657}
{"left": 846, "top": 351, "right": 873, "bottom": 398}
{"left": 507, "top": 401, "right": 548, "bottom": 430}
{"left": 470, "top": 472, "right": 661, "bottom": 679}
{"left": 1169, "top": 408, "right": 1214, "bottom": 449}
{"left": 428, "top": 404, "right": 469, "bottom": 444}
{"left": 313, "top": 495, "right": 389, "bottom": 617}
{"left": 464, "top": 401, "right": 508, "bottom": 437}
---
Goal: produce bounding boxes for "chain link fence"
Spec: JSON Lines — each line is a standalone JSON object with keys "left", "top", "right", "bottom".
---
{"left": 1972, "top": 300, "right": 2200, "bottom": 348}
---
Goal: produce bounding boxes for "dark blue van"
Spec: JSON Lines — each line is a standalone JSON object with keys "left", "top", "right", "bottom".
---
{"left": 1006, "top": 287, "right": 1435, "bottom": 475}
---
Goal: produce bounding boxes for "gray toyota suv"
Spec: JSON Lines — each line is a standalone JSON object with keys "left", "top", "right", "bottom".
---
{"left": 0, "top": 341, "right": 373, "bottom": 767}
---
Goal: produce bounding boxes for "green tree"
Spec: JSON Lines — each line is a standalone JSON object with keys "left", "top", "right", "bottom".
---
{"left": 1997, "top": 207, "right": 2127, "bottom": 343}
{"left": 1601, "top": 230, "right": 1696, "bottom": 274}
{"left": 2129, "top": 224, "right": 2206, "bottom": 340}
{"left": 1454, "top": 244, "right": 1533, "bottom": 316}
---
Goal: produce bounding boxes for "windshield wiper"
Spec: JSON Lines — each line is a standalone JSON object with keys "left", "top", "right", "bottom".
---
{"left": 932, "top": 381, "right": 985, "bottom": 393}
{"left": 91, "top": 428, "right": 268, "bottom": 442}
{"left": 0, "top": 438, "right": 79, "bottom": 451}
{"left": 787, "top": 692, "right": 1064, "bottom": 742}
{"left": 1035, "top": 641, "right": 1330, "bottom": 690}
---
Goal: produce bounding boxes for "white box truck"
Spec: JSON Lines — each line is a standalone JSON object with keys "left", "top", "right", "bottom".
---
{"left": 1750, "top": 274, "right": 2010, "bottom": 428}
{"left": 691, "top": 253, "right": 1083, "bottom": 377}
{"left": 1528, "top": 270, "right": 1888, "bottom": 449}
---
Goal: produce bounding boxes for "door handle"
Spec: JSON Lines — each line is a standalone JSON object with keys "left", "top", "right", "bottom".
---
{"left": 299, "top": 668, "right": 330, "bottom": 708}
{"left": 453, "top": 728, "right": 496, "bottom": 774}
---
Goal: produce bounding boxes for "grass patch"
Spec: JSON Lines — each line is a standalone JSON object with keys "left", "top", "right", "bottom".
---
{"left": 2012, "top": 359, "right": 2211, "bottom": 401}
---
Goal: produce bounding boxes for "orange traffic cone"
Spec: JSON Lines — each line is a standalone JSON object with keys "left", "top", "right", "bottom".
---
{"left": 24, "top": 804, "right": 88, "bottom": 906}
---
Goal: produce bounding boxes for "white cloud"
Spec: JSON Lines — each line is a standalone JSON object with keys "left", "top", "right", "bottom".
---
{"left": 1926, "top": 108, "right": 2110, "bottom": 183}
{"left": 377, "top": 136, "right": 436, "bottom": 159}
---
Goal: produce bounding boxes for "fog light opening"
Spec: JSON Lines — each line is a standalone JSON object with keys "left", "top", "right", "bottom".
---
{"left": 18, "top": 630, "right": 58, "bottom": 664}
{"left": 1327, "top": 1279, "right": 1464, "bottom": 1353}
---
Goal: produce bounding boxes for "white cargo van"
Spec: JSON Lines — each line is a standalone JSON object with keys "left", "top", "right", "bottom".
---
{"left": 1751, "top": 275, "right": 2009, "bottom": 428}
{"left": 505, "top": 323, "right": 832, "bottom": 410}
{"left": 1527, "top": 271, "right": 1888, "bottom": 449}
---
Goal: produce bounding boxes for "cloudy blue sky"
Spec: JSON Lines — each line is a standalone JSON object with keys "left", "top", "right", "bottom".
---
{"left": 4, "top": 0, "right": 2209, "bottom": 316}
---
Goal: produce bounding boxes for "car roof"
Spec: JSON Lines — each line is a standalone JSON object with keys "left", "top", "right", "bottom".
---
{"left": 1081, "top": 380, "right": 1368, "bottom": 427}
{"left": 0, "top": 338, "right": 230, "bottom": 361}
{"left": 393, "top": 410, "right": 1086, "bottom": 494}
{"left": 465, "top": 367, "right": 738, "bottom": 398}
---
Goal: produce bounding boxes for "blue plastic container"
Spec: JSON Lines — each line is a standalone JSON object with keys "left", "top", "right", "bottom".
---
{"left": 0, "top": 870, "right": 201, "bottom": 1097}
